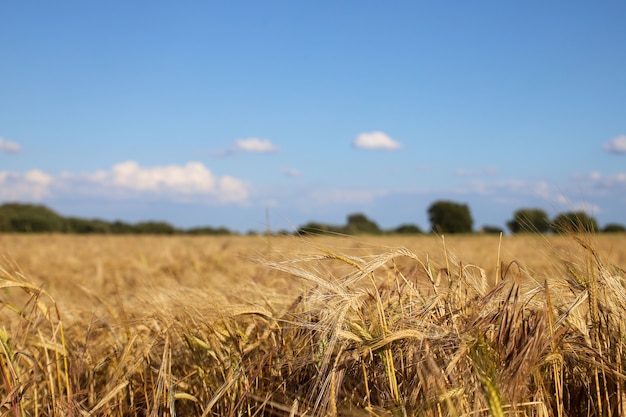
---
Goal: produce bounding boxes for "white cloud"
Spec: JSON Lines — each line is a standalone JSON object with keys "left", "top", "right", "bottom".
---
{"left": 352, "top": 131, "right": 402, "bottom": 150}
{"left": 604, "top": 135, "right": 626, "bottom": 154}
{"left": 0, "top": 169, "right": 52, "bottom": 200}
{"left": 234, "top": 138, "right": 279, "bottom": 153}
{"left": 108, "top": 161, "right": 217, "bottom": 194}
{"left": 0, "top": 161, "right": 250, "bottom": 204}
{"left": 0, "top": 137, "right": 21, "bottom": 154}
{"left": 92, "top": 161, "right": 250, "bottom": 202}
{"left": 25, "top": 169, "right": 53, "bottom": 186}
{"left": 217, "top": 176, "right": 249, "bottom": 203}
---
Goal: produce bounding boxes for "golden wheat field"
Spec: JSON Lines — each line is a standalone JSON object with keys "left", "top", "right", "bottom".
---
{"left": 1, "top": 233, "right": 626, "bottom": 416}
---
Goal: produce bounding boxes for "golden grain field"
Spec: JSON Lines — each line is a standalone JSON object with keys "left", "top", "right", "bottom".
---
{"left": 1, "top": 233, "right": 625, "bottom": 416}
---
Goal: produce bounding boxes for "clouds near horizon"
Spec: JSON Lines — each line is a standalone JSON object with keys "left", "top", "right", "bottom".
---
{"left": 0, "top": 161, "right": 249, "bottom": 204}
{"left": 1, "top": 159, "right": 625, "bottom": 231}
{"left": 0, "top": 169, "right": 52, "bottom": 200}
{"left": 571, "top": 171, "right": 626, "bottom": 194}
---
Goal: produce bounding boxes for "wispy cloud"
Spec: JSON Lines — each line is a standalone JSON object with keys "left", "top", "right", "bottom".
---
{"left": 352, "top": 131, "right": 402, "bottom": 150}
{"left": 571, "top": 171, "right": 626, "bottom": 194}
{"left": 0, "top": 137, "right": 21, "bottom": 154}
{"left": 209, "top": 149, "right": 235, "bottom": 157}
{"left": 603, "top": 135, "right": 626, "bottom": 154}
{"left": 211, "top": 138, "right": 279, "bottom": 157}
{"left": 281, "top": 168, "right": 304, "bottom": 178}
{"left": 453, "top": 177, "right": 553, "bottom": 200}
{"left": 0, "top": 161, "right": 250, "bottom": 204}
{"left": 234, "top": 138, "right": 279, "bottom": 153}
{"left": 454, "top": 167, "right": 499, "bottom": 177}
{"left": 453, "top": 171, "right": 626, "bottom": 219}
{"left": 570, "top": 202, "right": 601, "bottom": 215}
{"left": 309, "top": 188, "right": 391, "bottom": 206}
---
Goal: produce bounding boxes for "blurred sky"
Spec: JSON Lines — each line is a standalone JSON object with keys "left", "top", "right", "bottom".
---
{"left": 1, "top": 1, "right": 625, "bottom": 232}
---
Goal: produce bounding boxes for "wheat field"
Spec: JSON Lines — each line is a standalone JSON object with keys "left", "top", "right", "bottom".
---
{"left": 1, "top": 233, "right": 625, "bottom": 416}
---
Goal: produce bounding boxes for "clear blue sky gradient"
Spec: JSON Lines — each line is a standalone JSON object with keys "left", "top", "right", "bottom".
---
{"left": 1, "top": 2, "right": 625, "bottom": 232}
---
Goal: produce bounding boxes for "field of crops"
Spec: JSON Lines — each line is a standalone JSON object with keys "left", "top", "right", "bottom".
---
{"left": 1, "top": 233, "right": 625, "bottom": 416}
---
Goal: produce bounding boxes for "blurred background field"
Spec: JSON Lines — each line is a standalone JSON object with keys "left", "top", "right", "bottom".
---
{"left": 1, "top": 233, "right": 624, "bottom": 306}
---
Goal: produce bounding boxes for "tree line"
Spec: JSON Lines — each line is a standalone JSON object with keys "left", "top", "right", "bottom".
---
{"left": 0, "top": 201, "right": 624, "bottom": 235}
{"left": 298, "top": 201, "right": 625, "bottom": 235}
{"left": 0, "top": 203, "right": 230, "bottom": 235}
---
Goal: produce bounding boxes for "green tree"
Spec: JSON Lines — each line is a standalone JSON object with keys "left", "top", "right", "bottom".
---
{"left": 392, "top": 223, "right": 422, "bottom": 234}
{"left": 602, "top": 223, "right": 626, "bottom": 233}
{"left": 507, "top": 208, "right": 551, "bottom": 233}
{"left": 480, "top": 225, "right": 504, "bottom": 235}
{"left": 134, "top": 221, "right": 177, "bottom": 234}
{"left": 0, "top": 202, "right": 65, "bottom": 232}
{"left": 552, "top": 211, "right": 598, "bottom": 233}
{"left": 65, "top": 217, "right": 112, "bottom": 234}
{"left": 186, "top": 226, "right": 232, "bottom": 235}
{"left": 296, "top": 222, "right": 343, "bottom": 235}
{"left": 344, "top": 213, "right": 381, "bottom": 235}
{"left": 110, "top": 221, "right": 136, "bottom": 234}
{"left": 427, "top": 200, "right": 473, "bottom": 234}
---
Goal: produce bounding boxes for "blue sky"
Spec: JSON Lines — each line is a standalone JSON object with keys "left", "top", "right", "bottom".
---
{"left": 1, "top": 1, "right": 625, "bottom": 232}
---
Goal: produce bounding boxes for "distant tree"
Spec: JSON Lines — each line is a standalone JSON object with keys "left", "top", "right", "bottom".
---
{"left": 427, "top": 201, "right": 473, "bottom": 234}
{"left": 602, "top": 223, "right": 626, "bottom": 233}
{"left": 186, "top": 226, "right": 232, "bottom": 235}
{"left": 297, "top": 222, "right": 343, "bottom": 235}
{"left": 507, "top": 208, "right": 551, "bottom": 233}
{"left": 552, "top": 211, "right": 598, "bottom": 233}
{"left": 344, "top": 213, "right": 381, "bottom": 235}
{"left": 134, "top": 221, "right": 177, "bottom": 234}
{"left": 110, "top": 221, "right": 136, "bottom": 234}
{"left": 0, "top": 202, "right": 65, "bottom": 232}
{"left": 391, "top": 223, "right": 423, "bottom": 234}
{"left": 480, "top": 225, "right": 504, "bottom": 235}
{"left": 65, "top": 217, "right": 111, "bottom": 234}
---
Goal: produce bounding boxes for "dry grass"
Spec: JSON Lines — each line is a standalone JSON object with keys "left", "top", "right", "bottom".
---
{"left": 0, "top": 233, "right": 625, "bottom": 416}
